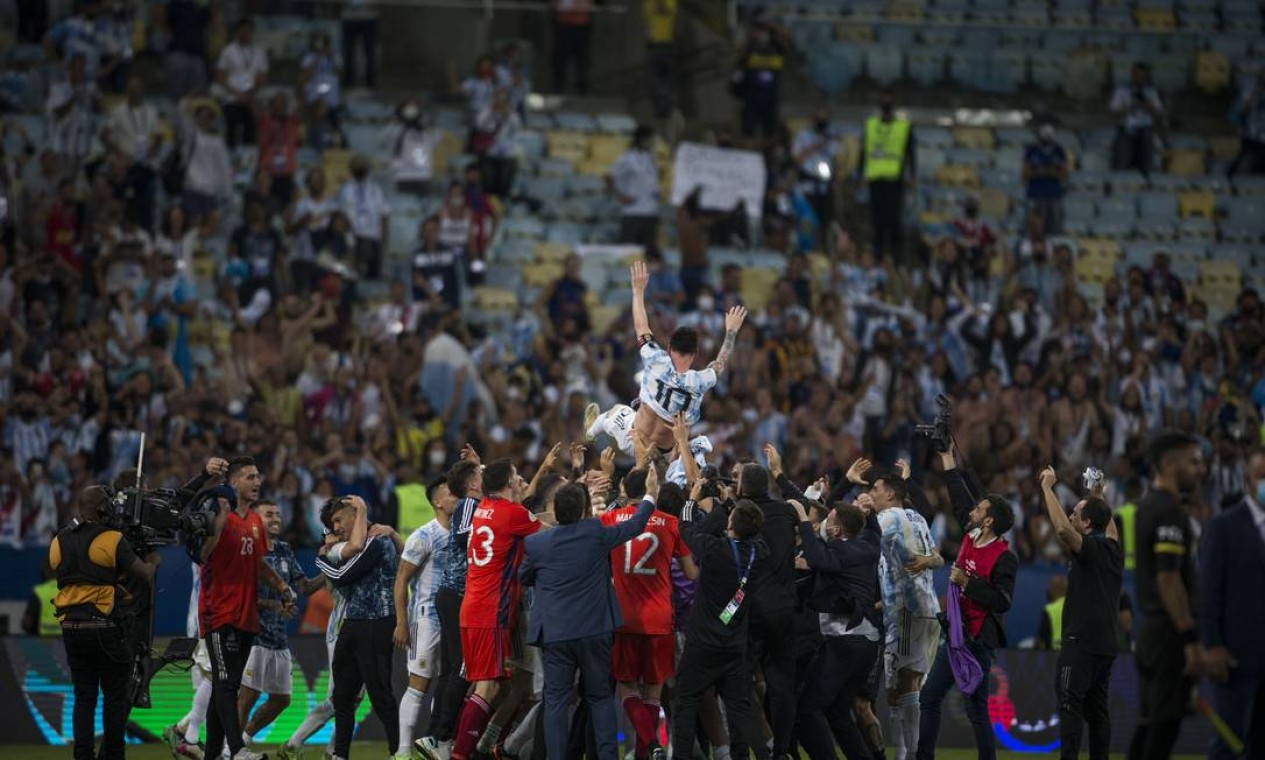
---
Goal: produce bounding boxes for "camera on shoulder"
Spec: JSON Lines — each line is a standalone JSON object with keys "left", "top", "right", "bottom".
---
{"left": 914, "top": 394, "right": 953, "bottom": 453}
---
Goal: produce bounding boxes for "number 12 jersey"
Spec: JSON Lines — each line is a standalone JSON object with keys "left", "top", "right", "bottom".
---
{"left": 601, "top": 504, "right": 690, "bottom": 634}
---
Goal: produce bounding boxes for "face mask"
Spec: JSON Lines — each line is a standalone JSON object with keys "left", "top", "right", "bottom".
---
{"left": 352, "top": 168, "right": 368, "bottom": 181}
{"left": 338, "top": 463, "right": 357, "bottom": 481}
{"left": 401, "top": 104, "right": 420, "bottom": 121}
{"left": 428, "top": 449, "right": 447, "bottom": 467}
{"left": 697, "top": 296, "right": 715, "bottom": 312}
{"left": 815, "top": 120, "right": 829, "bottom": 133}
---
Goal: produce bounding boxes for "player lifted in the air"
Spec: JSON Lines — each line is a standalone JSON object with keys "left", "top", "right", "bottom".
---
{"left": 586, "top": 261, "right": 746, "bottom": 456}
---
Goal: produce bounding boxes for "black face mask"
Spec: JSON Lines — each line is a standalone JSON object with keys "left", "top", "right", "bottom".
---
{"left": 965, "top": 207, "right": 979, "bottom": 218}
{"left": 815, "top": 120, "right": 829, "bottom": 133}
{"left": 352, "top": 169, "right": 368, "bottom": 181}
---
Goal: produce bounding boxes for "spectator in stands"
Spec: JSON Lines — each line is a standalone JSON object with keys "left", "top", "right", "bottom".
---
{"left": 382, "top": 98, "right": 440, "bottom": 197}
{"left": 733, "top": 10, "right": 788, "bottom": 140}
{"left": 179, "top": 103, "right": 234, "bottom": 226}
{"left": 44, "top": 1, "right": 103, "bottom": 80}
{"left": 792, "top": 109, "right": 837, "bottom": 250}
{"left": 952, "top": 194, "right": 998, "bottom": 305}
{"left": 456, "top": 55, "right": 499, "bottom": 127}
{"left": 1022, "top": 122, "right": 1068, "bottom": 235}
{"left": 552, "top": 0, "right": 594, "bottom": 95}
{"left": 287, "top": 168, "right": 337, "bottom": 294}
{"left": 336, "top": 154, "right": 391, "bottom": 279}
{"left": 608, "top": 125, "right": 661, "bottom": 249}
{"left": 96, "top": 1, "right": 136, "bottom": 94}
{"left": 342, "top": 0, "right": 381, "bottom": 90}
{"left": 159, "top": 0, "right": 212, "bottom": 99}
{"left": 860, "top": 90, "right": 914, "bottom": 261}
{"left": 229, "top": 198, "right": 284, "bottom": 302}
{"left": 541, "top": 252, "right": 591, "bottom": 335}
{"left": 101, "top": 76, "right": 164, "bottom": 233}
{"left": 473, "top": 88, "right": 522, "bottom": 199}
{"left": 301, "top": 31, "right": 344, "bottom": 133}
{"left": 1110, "top": 63, "right": 1164, "bottom": 176}
{"left": 145, "top": 251, "right": 196, "bottom": 384}
{"left": 495, "top": 42, "right": 529, "bottom": 117}
{"left": 1228, "top": 69, "right": 1265, "bottom": 177}
{"left": 644, "top": 0, "right": 679, "bottom": 122}
{"left": 215, "top": 18, "right": 268, "bottom": 150}
{"left": 644, "top": 246, "right": 684, "bottom": 313}
{"left": 257, "top": 92, "right": 301, "bottom": 209}
{"left": 411, "top": 216, "right": 463, "bottom": 320}
{"left": 46, "top": 53, "right": 99, "bottom": 168}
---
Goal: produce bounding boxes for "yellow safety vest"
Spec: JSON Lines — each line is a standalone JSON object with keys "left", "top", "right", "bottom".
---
{"left": 396, "top": 483, "right": 434, "bottom": 536}
{"left": 1045, "top": 597, "right": 1065, "bottom": 650}
{"left": 1115, "top": 502, "right": 1137, "bottom": 571}
{"left": 863, "top": 116, "right": 911, "bottom": 182}
{"left": 33, "top": 578, "right": 62, "bottom": 637}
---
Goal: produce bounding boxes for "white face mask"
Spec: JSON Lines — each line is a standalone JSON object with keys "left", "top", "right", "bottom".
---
{"left": 697, "top": 296, "right": 715, "bottom": 312}
{"left": 402, "top": 104, "right": 420, "bottom": 121}
{"left": 428, "top": 449, "right": 446, "bottom": 467}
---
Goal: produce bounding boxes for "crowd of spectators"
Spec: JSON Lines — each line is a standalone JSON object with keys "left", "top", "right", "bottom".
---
{"left": 0, "top": 2, "right": 1262, "bottom": 576}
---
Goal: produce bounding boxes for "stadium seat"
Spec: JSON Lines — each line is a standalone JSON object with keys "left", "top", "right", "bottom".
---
{"left": 1208, "top": 245, "right": 1255, "bottom": 271}
{"left": 1195, "top": 51, "right": 1232, "bottom": 94}
{"left": 877, "top": 24, "right": 918, "bottom": 47}
{"left": 1233, "top": 176, "right": 1265, "bottom": 196}
{"left": 473, "top": 286, "right": 521, "bottom": 312}
{"left": 1146, "top": 173, "right": 1189, "bottom": 193}
{"left": 1030, "top": 53, "right": 1068, "bottom": 91}
{"left": 595, "top": 114, "right": 637, "bottom": 134}
{"left": 1151, "top": 55, "right": 1190, "bottom": 92}
{"left": 865, "top": 44, "right": 906, "bottom": 85}
{"left": 1108, "top": 171, "right": 1149, "bottom": 194}
{"left": 1178, "top": 217, "right": 1217, "bottom": 242}
{"left": 1089, "top": 217, "right": 1135, "bottom": 239}
{"left": 953, "top": 126, "right": 996, "bottom": 150}
{"left": 1063, "top": 51, "right": 1109, "bottom": 100}
{"left": 935, "top": 164, "right": 981, "bottom": 187}
{"left": 920, "top": 27, "right": 960, "bottom": 47}
{"left": 1070, "top": 171, "right": 1109, "bottom": 193}
{"left": 1100, "top": 194, "right": 1139, "bottom": 221}
{"left": 987, "top": 49, "right": 1029, "bottom": 92}
{"left": 1065, "top": 194, "right": 1099, "bottom": 222}
{"left": 950, "top": 50, "right": 990, "bottom": 89}
{"left": 917, "top": 145, "right": 948, "bottom": 179}
{"left": 1177, "top": 189, "right": 1216, "bottom": 218}
{"left": 1138, "top": 191, "right": 1179, "bottom": 219}
{"left": 908, "top": 50, "right": 947, "bottom": 86}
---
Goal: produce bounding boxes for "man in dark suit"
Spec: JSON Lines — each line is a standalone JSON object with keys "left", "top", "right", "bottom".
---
{"left": 520, "top": 468, "right": 658, "bottom": 760}
{"left": 736, "top": 462, "right": 800, "bottom": 759}
{"left": 1200, "top": 448, "right": 1265, "bottom": 760}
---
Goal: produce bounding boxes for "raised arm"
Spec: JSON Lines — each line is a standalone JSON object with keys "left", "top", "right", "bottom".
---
{"left": 1038, "top": 466, "right": 1083, "bottom": 554}
{"left": 631, "top": 261, "right": 651, "bottom": 340}
{"left": 707, "top": 306, "right": 748, "bottom": 375}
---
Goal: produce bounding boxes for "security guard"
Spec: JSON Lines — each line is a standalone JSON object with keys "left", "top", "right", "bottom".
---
{"left": 51, "top": 485, "right": 159, "bottom": 760}
{"left": 860, "top": 90, "right": 915, "bottom": 260}
{"left": 391, "top": 464, "right": 435, "bottom": 535}
{"left": 23, "top": 564, "right": 62, "bottom": 636}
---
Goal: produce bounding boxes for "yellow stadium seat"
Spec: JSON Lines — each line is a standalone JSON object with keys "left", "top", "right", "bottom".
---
{"left": 1177, "top": 190, "right": 1216, "bottom": 218}
{"left": 321, "top": 148, "right": 354, "bottom": 186}
{"left": 934, "top": 164, "right": 980, "bottom": 187}
{"left": 952, "top": 127, "right": 996, "bottom": 150}
{"left": 1195, "top": 51, "right": 1231, "bottom": 95}
{"left": 590, "top": 304, "right": 623, "bottom": 334}
{"left": 534, "top": 242, "right": 573, "bottom": 263}
{"left": 1076, "top": 237, "right": 1122, "bottom": 261}
{"left": 978, "top": 187, "right": 1010, "bottom": 220}
{"left": 589, "top": 135, "right": 629, "bottom": 163}
{"left": 522, "top": 262, "right": 563, "bottom": 287}
{"left": 740, "top": 268, "right": 782, "bottom": 311}
{"left": 835, "top": 22, "right": 875, "bottom": 42}
{"left": 1209, "top": 136, "right": 1240, "bottom": 161}
{"left": 472, "top": 286, "right": 519, "bottom": 312}
{"left": 1135, "top": 8, "right": 1176, "bottom": 29}
{"left": 1199, "top": 259, "right": 1242, "bottom": 289}
{"left": 1167, "top": 149, "right": 1206, "bottom": 177}
{"left": 1074, "top": 256, "right": 1115, "bottom": 285}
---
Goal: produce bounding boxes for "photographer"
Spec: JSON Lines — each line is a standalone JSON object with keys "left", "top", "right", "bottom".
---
{"left": 50, "top": 485, "right": 159, "bottom": 760}
{"left": 917, "top": 443, "right": 1017, "bottom": 760}
{"left": 199, "top": 456, "right": 294, "bottom": 760}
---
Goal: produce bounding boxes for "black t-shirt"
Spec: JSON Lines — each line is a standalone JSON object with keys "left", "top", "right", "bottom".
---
{"left": 1134, "top": 488, "right": 1197, "bottom": 619}
{"left": 411, "top": 246, "right": 462, "bottom": 310}
{"left": 1062, "top": 532, "right": 1124, "bottom": 656}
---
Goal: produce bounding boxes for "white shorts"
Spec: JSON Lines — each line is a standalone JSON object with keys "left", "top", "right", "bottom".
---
{"left": 242, "top": 646, "right": 294, "bottom": 695}
{"left": 408, "top": 613, "right": 443, "bottom": 679}
{"left": 884, "top": 610, "right": 941, "bottom": 689}
{"left": 590, "top": 405, "right": 636, "bottom": 458}
{"left": 193, "top": 639, "right": 211, "bottom": 673}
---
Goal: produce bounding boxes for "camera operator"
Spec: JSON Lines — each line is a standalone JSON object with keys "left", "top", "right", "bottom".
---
{"left": 199, "top": 456, "right": 294, "bottom": 760}
{"left": 917, "top": 443, "right": 1017, "bottom": 760}
{"left": 50, "top": 485, "right": 160, "bottom": 760}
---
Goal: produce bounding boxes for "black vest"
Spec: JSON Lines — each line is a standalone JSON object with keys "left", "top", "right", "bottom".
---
{"left": 54, "top": 521, "right": 123, "bottom": 620}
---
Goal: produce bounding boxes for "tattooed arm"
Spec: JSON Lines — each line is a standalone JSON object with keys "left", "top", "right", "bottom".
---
{"left": 707, "top": 306, "right": 748, "bottom": 375}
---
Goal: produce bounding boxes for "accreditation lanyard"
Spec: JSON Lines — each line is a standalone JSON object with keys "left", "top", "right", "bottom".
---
{"left": 719, "top": 539, "right": 755, "bottom": 626}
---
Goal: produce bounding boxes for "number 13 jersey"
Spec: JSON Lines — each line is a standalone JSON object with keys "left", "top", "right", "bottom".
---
{"left": 638, "top": 338, "right": 717, "bottom": 426}
{"left": 601, "top": 504, "right": 691, "bottom": 634}
{"left": 460, "top": 496, "right": 541, "bottom": 629}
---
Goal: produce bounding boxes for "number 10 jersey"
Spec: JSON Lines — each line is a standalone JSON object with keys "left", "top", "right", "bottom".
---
{"left": 638, "top": 338, "right": 718, "bottom": 426}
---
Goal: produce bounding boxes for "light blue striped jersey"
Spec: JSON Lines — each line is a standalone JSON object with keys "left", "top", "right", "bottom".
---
{"left": 401, "top": 519, "right": 451, "bottom": 625}
{"left": 877, "top": 507, "right": 941, "bottom": 619}
{"left": 638, "top": 339, "right": 717, "bottom": 426}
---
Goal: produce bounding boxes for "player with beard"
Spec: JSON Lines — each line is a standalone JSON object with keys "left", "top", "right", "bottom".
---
{"left": 584, "top": 262, "right": 745, "bottom": 457}
{"left": 199, "top": 456, "right": 295, "bottom": 760}
{"left": 238, "top": 501, "right": 326, "bottom": 750}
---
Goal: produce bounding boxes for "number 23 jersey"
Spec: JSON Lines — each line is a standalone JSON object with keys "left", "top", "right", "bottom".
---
{"left": 200, "top": 508, "right": 265, "bottom": 636}
{"left": 460, "top": 496, "right": 541, "bottom": 629}
{"left": 601, "top": 504, "right": 690, "bottom": 634}
{"left": 638, "top": 338, "right": 717, "bottom": 426}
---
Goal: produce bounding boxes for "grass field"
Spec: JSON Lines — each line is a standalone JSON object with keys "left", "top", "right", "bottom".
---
{"left": 7, "top": 746, "right": 1207, "bottom": 760}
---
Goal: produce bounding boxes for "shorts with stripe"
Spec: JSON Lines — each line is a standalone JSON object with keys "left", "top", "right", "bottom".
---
{"left": 884, "top": 608, "right": 941, "bottom": 689}
{"left": 408, "top": 612, "right": 443, "bottom": 679}
{"left": 460, "top": 626, "right": 517, "bottom": 682}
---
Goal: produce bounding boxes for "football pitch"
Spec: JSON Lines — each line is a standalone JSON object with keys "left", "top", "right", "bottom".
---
{"left": 7, "top": 746, "right": 1206, "bottom": 760}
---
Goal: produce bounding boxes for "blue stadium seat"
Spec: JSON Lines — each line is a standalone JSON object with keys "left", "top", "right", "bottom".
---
{"left": 1152, "top": 56, "right": 1190, "bottom": 92}
{"left": 865, "top": 44, "right": 906, "bottom": 86}
{"left": 1029, "top": 52, "right": 1067, "bottom": 91}
{"left": 1138, "top": 191, "right": 1179, "bottom": 219}
{"left": 947, "top": 147, "right": 994, "bottom": 167}
{"left": 1178, "top": 217, "right": 1217, "bottom": 241}
{"left": 950, "top": 50, "right": 990, "bottom": 89}
{"left": 986, "top": 49, "right": 1028, "bottom": 92}
{"left": 1208, "top": 245, "right": 1256, "bottom": 269}
{"left": 1070, "top": 171, "right": 1109, "bottom": 193}
{"left": 554, "top": 112, "right": 597, "bottom": 132}
{"left": 1089, "top": 217, "right": 1135, "bottom": 239}
{"left": 916, "top": 146, "right": 948, "bottom": 179}
{"left": 877, "top": 25, "right": 918, "bottom": 47}
{"left": 919, "top": 126, "right": 955, "bottom": 149}
{"left": 1065, "top": 194, "right": 1099, "bottom": 221}
{"left": 978, "top": 167, "right": 1018, "bottom": 187}
{"left": 920, "top": 27, "right": 961, "bottom": 47}
{"left": 908, "top": 50, "right": 947, "bottom": 86}
{"left": 596, "top": 114, "right": 637, "bottom": 134}
{"left": 546, "top": 222, "right": 588, "bottom": 244}
{"left": 809, "top": 54, "right": 858, "bottom": 95}
{"left": 1101, "top": 194, "right": 1139, "bottom": 220}
{"left": 1042, "top": 30, "right": 1085, "bottom": 53}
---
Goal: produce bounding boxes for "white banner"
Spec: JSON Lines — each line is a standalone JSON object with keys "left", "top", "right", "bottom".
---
{"left": 670, "top": 142, "right": 766, "bottom": 218}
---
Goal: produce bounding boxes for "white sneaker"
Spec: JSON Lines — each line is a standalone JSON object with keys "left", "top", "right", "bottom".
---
{"left": 583, "top": 403, "right": 600, "bottom": 442}
{"left": 413, "top": 737, "right": 441, "bottom": 760}
{"left": 232, "top": 749, "right": 268, "bottom": 760}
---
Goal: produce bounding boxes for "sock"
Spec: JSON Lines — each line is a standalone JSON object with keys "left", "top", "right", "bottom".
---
{"left": 889, "top": 707, "right": 905, "bottom": 760}
{"left": 400, "top": 687, "right": 428, "bottom": 752}
{"left": 713, "top": 745, "right": 731, "bottom": 760}
{"left": 289, "top": 697, "right": 336, "bottom": 747}
{"left": 622, "top": 695, "right": 647, "bottom": 756}
{"left": 184, "top": 677, "right": 213, "bottom": 744}
{"left": 504, "top": 702, "right": 540, "bottom": 756}
{"left": 477, "top": 721, "right": 504, "bottom": 754}
{"left": 638, "top": 698, "right": 663, "bottom": 750}
{"left": 897, "top": 693, "right": 920, "bottom": 759}
{"left": 452, "top": 695, "right": 492, "bottom": 760}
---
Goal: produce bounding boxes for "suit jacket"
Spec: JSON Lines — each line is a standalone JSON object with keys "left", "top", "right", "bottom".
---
{"left": 745, "top": 493, "right": 800, "bottom": 620}
{"left": 1199, "top": 498, "right": 1265, "bottom": 671}
{"left": 521, "top": 498, "right": 655, "bottom": 646}
{"left": 797, "top": 511, "right": 882, "bottom": 630}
